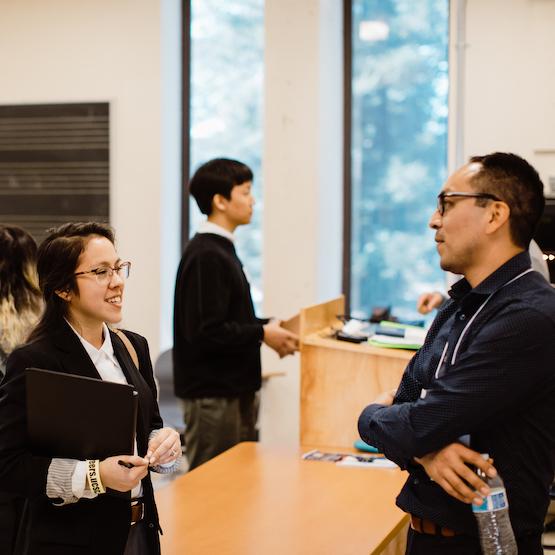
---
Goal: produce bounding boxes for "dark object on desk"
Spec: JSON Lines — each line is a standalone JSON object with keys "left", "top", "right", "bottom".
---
{"left": 336, "top": 314, "right": 369, "bottom": 322}
{"left": 370, "top": 306, "right": 391, "bottom": 323}
{"left": 374, "top": 325, "right": 405, "bottom": 338}
{"left": 335, "top": 330, "right": 367, "bottom": 343}
{"left": 26, "top": 367, "right": 138, "bottom": 460}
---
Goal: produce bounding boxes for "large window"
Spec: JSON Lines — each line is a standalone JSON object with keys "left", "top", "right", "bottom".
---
{"left": 348, "top": 0, "right": 449, "bottom": 319}
{"left": 188, "top": 0, "right": 264, "bottom": 306}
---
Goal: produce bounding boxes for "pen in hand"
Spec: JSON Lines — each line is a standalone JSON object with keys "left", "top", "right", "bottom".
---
{"left": 118, "top": 460, "right": 135, "bottom": 469}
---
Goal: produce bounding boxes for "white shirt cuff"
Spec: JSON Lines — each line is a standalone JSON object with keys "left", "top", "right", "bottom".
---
{"left": 72, "top": 460, "right": 97, "bottom": 500}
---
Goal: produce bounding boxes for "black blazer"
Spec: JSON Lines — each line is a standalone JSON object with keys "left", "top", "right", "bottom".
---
{"left": 0, "top": 320, "right": 163, "bottom": 555}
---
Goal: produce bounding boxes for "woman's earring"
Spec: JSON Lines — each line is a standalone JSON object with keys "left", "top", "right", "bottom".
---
{"left": 55, "top": 290, "right": 72, "bottom": 302}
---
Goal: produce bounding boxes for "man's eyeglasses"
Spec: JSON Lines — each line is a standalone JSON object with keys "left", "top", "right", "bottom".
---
{"left": 436, "top": 191, "right": 501, "bottom": 216}
{"left": 74, "top": 261, "right": 131, "bottom": 285}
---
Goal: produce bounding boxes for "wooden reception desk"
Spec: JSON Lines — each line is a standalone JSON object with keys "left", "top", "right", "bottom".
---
{"left": 156, "top": 442, "right": 409, "bottom": 555}
{"left": 299, "top": 296, "right": 415, "bottom": 448}
{"left": 154, "top": 298, "right": 418, "bottom": 554}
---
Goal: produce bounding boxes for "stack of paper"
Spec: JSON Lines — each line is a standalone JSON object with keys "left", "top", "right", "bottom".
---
{"left": 302, "top": 449, "right": 397, "bottom": 468}
{"left": 368, "top": 321, "right": 426, "bottom": 350}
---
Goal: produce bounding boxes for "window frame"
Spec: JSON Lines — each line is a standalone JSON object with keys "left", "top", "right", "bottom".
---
{"left": 181, "top": 0, "right": 192, "bottom": 251}
{"left": 342, "top": 0, "right": 353, "bottom": 313}
{"left": 342, "top": 0, "right": 456, "bottom": 315}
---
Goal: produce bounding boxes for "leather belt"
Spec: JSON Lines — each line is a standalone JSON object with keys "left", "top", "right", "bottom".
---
{"left": 410, "top": 515, "right": 459, "bottom": 537}
{"left": 130, "top": 500, "right": 144, "bottom": 526}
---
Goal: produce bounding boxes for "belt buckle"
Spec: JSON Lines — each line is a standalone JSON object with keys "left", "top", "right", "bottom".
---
{"left": 410, "top": 514, "right": 456, "bottom": 537}
{"left": 130, "top": 501, "right": 144, "bottom": 526}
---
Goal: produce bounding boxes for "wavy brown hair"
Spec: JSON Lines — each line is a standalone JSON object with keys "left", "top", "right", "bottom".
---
{"left": 0, "top": 225, "right": 42, "bottom": 354}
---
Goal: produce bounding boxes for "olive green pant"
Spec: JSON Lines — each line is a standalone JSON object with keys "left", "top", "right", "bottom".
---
{"left": 182, "top": 392, "right": 258, "bottom": 471}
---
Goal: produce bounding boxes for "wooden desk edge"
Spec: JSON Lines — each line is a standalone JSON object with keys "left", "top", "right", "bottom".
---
{"left": 373, "top": 513, "right": 410, "bottom": 554}
{"left": 262, "top": 370, "right": 287, "bottom": 380}
{"left": 302, "top": 332, "right": 416, "bottom": 360}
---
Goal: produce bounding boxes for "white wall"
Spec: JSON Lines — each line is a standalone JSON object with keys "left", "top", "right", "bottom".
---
{"left": 464, "top": 0, "right": 555, "bottom": 186}
{"left": 160, "top": 0, "right": 183, "bottom": 352}
{"left": 260, "top": 0, "right": 343, "bottom": 445}
{"left": 0, "top": 0, "right": 181, "bottom": 358}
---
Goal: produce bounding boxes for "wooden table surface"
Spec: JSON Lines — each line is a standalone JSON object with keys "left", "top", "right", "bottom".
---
{"left": 155, "top": 442, "right": 409, "bottom": 555}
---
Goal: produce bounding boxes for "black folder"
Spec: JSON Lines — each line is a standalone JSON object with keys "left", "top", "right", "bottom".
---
{"left": 26, "top": 368, "right": 138, "bottom": 460}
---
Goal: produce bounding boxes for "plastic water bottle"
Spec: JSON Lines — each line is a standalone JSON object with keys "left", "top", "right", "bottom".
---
{"left": 472, "top": 456, "right": 517, "bottom": 555}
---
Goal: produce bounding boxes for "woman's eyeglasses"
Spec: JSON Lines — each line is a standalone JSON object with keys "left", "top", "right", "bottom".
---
{"left": 74, "top": 261, "right": 131, "bottom": 285}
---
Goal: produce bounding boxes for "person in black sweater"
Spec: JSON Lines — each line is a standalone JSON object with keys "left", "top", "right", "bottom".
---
{"left": 173, "top": 158, "right": 298, "bottom": 470}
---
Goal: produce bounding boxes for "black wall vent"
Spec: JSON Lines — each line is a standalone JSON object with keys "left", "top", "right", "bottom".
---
{"left": 0, "top": 102, "right": 109, "bottom": 243}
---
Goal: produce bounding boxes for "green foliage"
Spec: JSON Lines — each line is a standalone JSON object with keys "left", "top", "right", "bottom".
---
{"left": 189, "top": 0, "right": 449, "bottom": 318}
{"left": 190, "top": 0, "right": 264, "bottom": 306}
{"left": 351, "top": 0, "right": 448, "bottom": 318}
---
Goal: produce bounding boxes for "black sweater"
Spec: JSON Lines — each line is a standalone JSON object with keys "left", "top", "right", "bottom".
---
{"left": 172, "top": 233, "right": 267, "bottom": 398}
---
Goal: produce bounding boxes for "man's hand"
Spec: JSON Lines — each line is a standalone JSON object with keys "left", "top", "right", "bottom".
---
{"left": 415, "top": 443, "right": 497, "bottom": 505}
{"left": 416, "top": 291, "right": 445, "bottom": 315}
{"left": 372, "top": 389, "right": 397, "bottom": 406}
{"left": 263, "top": 320, "right": 299, "bottom": 358}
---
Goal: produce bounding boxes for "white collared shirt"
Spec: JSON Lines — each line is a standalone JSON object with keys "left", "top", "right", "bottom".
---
{"left": 71, "top": 322, "right": 127, "bottom": 385}
{"left": 66, "top": 322, "right": 142, "bottom": 499}
{"left": 197, "top": 220, "right": 235, "bottom": 243}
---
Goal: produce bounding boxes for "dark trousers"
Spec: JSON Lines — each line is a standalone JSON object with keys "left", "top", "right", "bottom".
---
{"left": 0, "top": 494, "right": 25, "bottom": 555}
{"left": 123, "top": 521, "right": 150, "bottom": 555}
{"left": 182, "top": 391, "right": 258, "bottom": 470}
{"left": 405, "top": 527, "right": 481, "bottom": 555}
{"left": 405, "top": 526, "right": 543, "bottom": 555}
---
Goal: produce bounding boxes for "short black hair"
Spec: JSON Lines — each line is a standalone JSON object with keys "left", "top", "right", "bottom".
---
{"left": 469, "top": 152, "right": 545, "bottom": 248}
{"left": 189, "top": 158, "right": 253, "bottom": 215}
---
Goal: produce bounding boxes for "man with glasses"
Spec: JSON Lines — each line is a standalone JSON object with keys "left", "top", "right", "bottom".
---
{"left": 358, "top": 152, "right": 555, "bottom": 554}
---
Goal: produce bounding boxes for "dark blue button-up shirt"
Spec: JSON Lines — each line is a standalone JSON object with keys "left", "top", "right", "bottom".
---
{"left": 358, "top": 251, "right": 555, "bottom": 537}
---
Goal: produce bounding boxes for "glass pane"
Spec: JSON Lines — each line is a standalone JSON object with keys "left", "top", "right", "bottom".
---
{"left": 350, "top": 0, "right": 448, "bottom": 320}
{"left": 189, "top": 0, "right": 264, "bottom": 308}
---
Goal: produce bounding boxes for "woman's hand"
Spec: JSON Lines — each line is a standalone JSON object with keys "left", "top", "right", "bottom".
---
{"left": 146, "top": 427, "right": 181, "bottom": 466}
{"left": 99, "top": 455, "right": 149, "bottom": 492}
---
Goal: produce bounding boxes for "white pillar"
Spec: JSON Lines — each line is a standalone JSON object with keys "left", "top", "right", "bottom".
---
{"left": 260, "top": 0, "right": 343, "bottom": 445}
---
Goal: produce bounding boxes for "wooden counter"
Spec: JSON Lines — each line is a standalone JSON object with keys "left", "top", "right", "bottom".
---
{"left": 155, "top": 442, "right": 409, "bottom": 555}
{"left": 299, "top": 297, "right": 416, "bottom": 448}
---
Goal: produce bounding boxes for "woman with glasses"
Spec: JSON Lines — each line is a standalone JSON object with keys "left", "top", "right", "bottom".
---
{"left": 0, "top": 222, "right": 180, "bottom": 555}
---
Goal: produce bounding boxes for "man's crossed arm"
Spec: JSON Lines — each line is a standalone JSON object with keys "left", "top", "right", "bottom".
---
{"left": 368, "top": 389, "right": 497, "bottom": 505}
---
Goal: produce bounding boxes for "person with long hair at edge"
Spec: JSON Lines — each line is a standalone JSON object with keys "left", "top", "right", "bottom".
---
{"left": 0, "top": 225, "right": 43, "bottom": 554}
